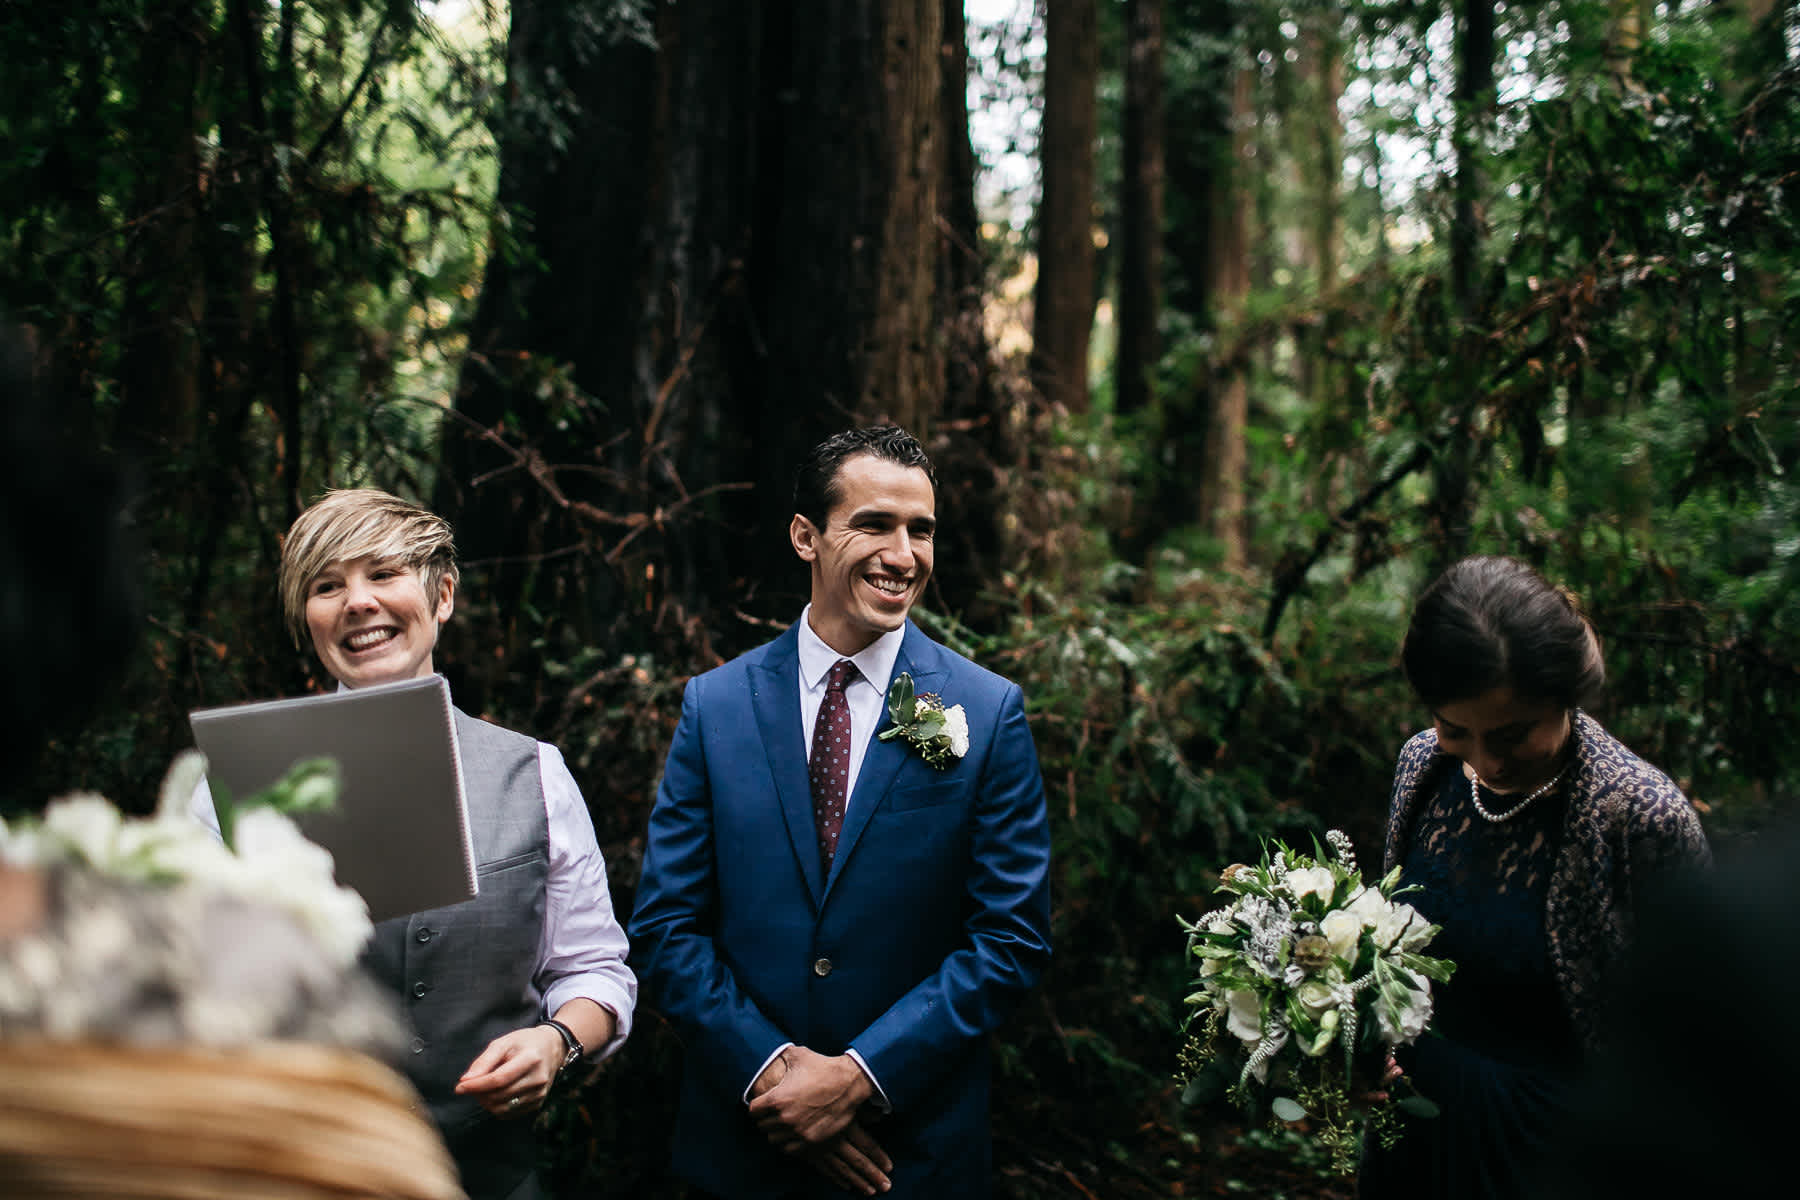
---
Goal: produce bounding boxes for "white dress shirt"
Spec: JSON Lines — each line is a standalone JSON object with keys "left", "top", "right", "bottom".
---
{"left": 795, "top": 606, "right": 906, "bottom": 819}
{"left": 189, "top": 702, "right": 636, "bottom": 1060}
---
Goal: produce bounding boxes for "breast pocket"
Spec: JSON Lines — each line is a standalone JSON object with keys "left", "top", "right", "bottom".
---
{"left": 883, "top": 776, "right": 973, "bottom": 814}
{"left": 476, "top": 848, "right": 540, "bottom": 878}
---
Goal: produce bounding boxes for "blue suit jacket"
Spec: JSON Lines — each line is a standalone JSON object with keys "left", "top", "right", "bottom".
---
{"left": 630, "top": 620, "right": 1053, "bottom": 1199}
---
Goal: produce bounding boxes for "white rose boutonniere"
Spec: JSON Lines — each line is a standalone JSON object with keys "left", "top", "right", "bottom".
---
{"left": 876, "top": 672, "right": 968, "bottom": 770}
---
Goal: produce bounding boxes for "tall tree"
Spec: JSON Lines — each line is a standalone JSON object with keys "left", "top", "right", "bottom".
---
{"left": 1428, "top": 0, "right": 1498, "bottom": 562}
{"left": 1197, "top": 63, "right": 1253, "bottom": 568}
{"left": 1031, "top": 0, "right": 1100, "bottom": 413}
{"left": 1127, "top": 0, "right": 1245, "bottom": 562}
{"left": 1114, "top": 0, "right": 1166, "bottom": 419}
{"left": 442, "top": 0, "right": 992, "bottom": 702}
{"left": 1292, "top": 11, "right": 1344, "bottom": 417}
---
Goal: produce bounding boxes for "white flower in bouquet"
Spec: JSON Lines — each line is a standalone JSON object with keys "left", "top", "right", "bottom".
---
{"left": 1286, "top": 865, "right": 1337, "bottom": 903}
{"left": 38, "top": 795, "right": 125, "bottom": 868}
{"left": 1377, "top": 979, "right": 1434, "bottom": 1044}
{"left": 1224, "top": 988, "right": 1264, "bottom": 1043}
{"left": 232, "top": 806, "right": 371, "bottom": 965}
{"left": 1319, "top": 906, "right": 1366, "bottom": 960}
{"left": 1294, "top": 977, "right": 1338, "bottom": 1016}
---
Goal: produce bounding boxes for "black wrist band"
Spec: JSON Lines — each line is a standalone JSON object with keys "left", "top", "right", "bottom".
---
{"left": 538, "top": 1017, "right": 584, "bottom": 1075}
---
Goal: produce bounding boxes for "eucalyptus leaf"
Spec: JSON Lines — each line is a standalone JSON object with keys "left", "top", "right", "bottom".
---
{"left": 1270, "top": 1096, "right": 1308, "bottom": 1122}
{"left": 887, "top": 673, "right": 916, "bottom": 724}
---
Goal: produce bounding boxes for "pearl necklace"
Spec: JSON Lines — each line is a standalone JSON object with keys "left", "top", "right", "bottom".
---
{"left": 1468, "top": 766, "right": 1567, "bottom": 822}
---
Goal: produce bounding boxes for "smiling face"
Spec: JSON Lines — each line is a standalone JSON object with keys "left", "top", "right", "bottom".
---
{"left": 1432, "top": 685, "right": 1572, "bottom": 794}
{"left": 303, "top": 557, "right": 453, "bottom": 689}
{"left": 790, "top": 453, "right": 936, "bottom": 656}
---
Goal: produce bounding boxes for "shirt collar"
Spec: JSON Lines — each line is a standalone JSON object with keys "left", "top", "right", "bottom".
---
{"left": 796, "top": 604, "right": 905, "bottom": 693}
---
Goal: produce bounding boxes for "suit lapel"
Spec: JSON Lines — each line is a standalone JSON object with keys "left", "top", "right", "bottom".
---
{"left": 750, "top": 627, "right": 826, "bottom": 906}
{"left": 824, "top": 623, "right": 947, "bottom": 897}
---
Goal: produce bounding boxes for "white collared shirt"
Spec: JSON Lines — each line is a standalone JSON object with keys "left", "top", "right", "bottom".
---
{"left": 795, "top": 604, "right": 905, "bottom": 820}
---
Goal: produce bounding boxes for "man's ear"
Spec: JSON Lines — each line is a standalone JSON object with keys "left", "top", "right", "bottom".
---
{"left": 789, "top": 513, "right": 820, "bottom": 563}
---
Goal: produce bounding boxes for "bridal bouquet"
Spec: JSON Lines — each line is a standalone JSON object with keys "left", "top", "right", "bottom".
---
{"left": 1177, "top": 830, "right": 1454, "bottom": 1174}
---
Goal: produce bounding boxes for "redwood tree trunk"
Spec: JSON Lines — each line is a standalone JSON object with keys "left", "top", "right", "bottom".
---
{"left": 1432, "top": 0, "right": 1497, "bottom": 563}
{"left": 1115, "top": 0, "right": 1166, "bottom": 419}
{"left": 1197, "top": 65, "right": 1253, "bottom": 569}
{"left": 1031, "top": 0, "right": 1099, "bottom": 413}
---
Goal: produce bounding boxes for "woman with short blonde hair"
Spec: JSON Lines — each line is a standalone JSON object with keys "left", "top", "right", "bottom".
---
{"left": 196, "top": 487, "right": 636, "bottom": 1200}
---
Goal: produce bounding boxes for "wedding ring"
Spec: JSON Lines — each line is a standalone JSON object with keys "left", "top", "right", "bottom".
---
{"left": 507, "top": 1097, "right": 521, "bottom": 1112}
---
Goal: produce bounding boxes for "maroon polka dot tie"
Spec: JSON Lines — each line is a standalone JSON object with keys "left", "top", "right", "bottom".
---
{"left": 809, "top": 659, "right": 859, "bottom": 872}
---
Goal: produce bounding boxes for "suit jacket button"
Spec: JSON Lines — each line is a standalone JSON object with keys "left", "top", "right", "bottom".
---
{"left": 812, "top": 957, "right": 833, "bottom": 977}
{"left": 412, "top": 981, "right": 430, "bottom": 998}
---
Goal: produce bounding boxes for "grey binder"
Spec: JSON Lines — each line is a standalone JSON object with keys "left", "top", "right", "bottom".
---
{"left": 188, "top": 675, "right": 478, "bottom": 923}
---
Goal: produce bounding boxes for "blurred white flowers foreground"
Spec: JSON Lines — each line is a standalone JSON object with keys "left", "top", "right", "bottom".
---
{"left": 1176, "top": 830, "right": 1455, "bottom": 1174}
{"left": 0, "top": 752, "right": 370, "bottom": 966}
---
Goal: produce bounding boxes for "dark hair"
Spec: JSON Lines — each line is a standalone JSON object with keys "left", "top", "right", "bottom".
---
{"left": 792, "top": 425, "right": 936, "bottom": 531}
{"left": 1400, "top": 555, "right": 1604, "bottom": 711}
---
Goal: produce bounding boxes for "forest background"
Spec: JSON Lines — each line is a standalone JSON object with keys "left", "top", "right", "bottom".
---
{"left": 3, "top": 0, "right": 1796, "bottom": 1195}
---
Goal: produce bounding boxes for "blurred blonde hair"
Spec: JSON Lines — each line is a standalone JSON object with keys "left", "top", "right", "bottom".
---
{"left": 279, "top": 489, "right": 458, "bottom": 648}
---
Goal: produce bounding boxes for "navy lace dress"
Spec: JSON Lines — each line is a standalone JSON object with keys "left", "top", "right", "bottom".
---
{"left": 1358, "top": 767, "right": 1581, "bottom": 1199}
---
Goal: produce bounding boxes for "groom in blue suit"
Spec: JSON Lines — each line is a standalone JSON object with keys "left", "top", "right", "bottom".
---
{"left": 630, "top": 426, "right": 1052, "bottom": 1198}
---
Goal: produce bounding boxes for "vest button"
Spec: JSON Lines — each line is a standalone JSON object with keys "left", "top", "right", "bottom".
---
{"left": 812, "top": 957, "right": 833, "bottom": 977}
{"left": 412, "top": 981, "right": 430, "bottom": 998}
{"left": 410, "top": 1037, "right": 426, "bottom": 1055}
{"left": 415, "top": 927, "right": 433, "bottom": 944}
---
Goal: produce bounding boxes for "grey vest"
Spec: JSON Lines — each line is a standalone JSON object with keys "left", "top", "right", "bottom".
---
{"left": 363, "top": 709, "right": 549, "bottom": 1200}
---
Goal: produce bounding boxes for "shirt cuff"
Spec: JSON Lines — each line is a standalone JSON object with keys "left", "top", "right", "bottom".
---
{"left": 541, "top": 977, "right": 635, "bottom": 1061}
{"left": 743, "top": 1042, "right": 794, "bottom": 1105}
{"left": 846, "top": 1048, "right": 890, "bottom": 1112}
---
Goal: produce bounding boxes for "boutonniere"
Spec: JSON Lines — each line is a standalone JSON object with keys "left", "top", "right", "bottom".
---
{"left": 877, "top": 672, "right": 969, "bottom": 770}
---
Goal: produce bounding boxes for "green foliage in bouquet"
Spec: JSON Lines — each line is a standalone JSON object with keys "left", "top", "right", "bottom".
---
{"left": 1177, "top": 830, "right": 1455, "bottom": 1174}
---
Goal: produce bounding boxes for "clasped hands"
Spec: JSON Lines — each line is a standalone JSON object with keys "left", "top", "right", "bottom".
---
{"left": 748, "top": 1046, "right": 893, "bottom": 1195}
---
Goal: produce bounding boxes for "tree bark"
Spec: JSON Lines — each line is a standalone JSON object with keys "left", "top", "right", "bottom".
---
{"left": 1114, "top": 0, "right": 1165, "bottom": 419}
{"left": 1197, "top": 65, "right": 1253, "bottom": 569}
{"left": 1448, "top": 0, "right": 1495, "bottom": 324}
{"left": 1031, "top": 0, "right": 1099, "bottom": 413}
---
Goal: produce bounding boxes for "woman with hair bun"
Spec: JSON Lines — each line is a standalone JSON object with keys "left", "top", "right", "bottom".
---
{"left": 1358, "top": 556, "right": 1710, "bottom": 1199}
